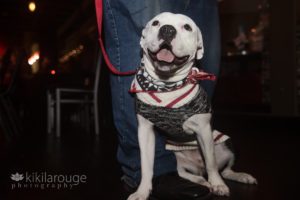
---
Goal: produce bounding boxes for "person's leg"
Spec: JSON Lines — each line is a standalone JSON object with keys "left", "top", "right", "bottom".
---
{"left": 103, "top": 0, "right": 177, "bottom": 187}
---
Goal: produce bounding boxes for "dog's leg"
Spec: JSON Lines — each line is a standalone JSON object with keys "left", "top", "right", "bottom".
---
{"left": 128, "top": 115, "right": 156, "bottom": 200}
{"left": 183, "top": 114, "right": 230, "bottom": 196}
{"left": 175, "top": 150, "right": 211, "bottom": 188}
{"left": 221, "top": 156, "right": 257, "bottom": 184}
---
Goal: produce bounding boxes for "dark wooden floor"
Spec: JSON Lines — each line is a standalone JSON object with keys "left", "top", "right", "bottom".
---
{"left": 1, "top": 113, "right": 299, "bottom": 200}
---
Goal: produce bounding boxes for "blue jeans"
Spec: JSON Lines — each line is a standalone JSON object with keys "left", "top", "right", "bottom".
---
{"left": 103, "top": 0, "right": 220, "bottom": 187}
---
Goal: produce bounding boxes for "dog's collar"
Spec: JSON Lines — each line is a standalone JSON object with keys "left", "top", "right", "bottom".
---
{"left": 135, "top": 67, "right": 189, "bottom": 92}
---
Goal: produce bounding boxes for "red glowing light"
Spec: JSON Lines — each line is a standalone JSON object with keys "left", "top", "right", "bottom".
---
{"left": 50, "top": 70, "right": 56, "bottom": 75}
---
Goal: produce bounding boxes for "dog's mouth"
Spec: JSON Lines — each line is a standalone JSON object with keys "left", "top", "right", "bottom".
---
{"left": 148, "top": 43, "right": 189, "bottom": 66}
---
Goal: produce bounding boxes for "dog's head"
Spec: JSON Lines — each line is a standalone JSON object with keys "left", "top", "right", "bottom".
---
{"left": 140, "top": 12, "right": 204, "bottom": 80}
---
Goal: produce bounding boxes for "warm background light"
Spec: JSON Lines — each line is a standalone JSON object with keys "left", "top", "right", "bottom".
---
{"left": 28, "top": 52, "right": 40, "bottom": 65}
{"left": 50, "top": 70, "right": 56, "bottom": 75}
{"left": 28, "top": 2, "right": 36, "bottom": 12}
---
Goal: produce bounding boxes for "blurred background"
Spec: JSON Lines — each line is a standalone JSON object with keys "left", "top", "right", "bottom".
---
{"left": 0, "top": 0, "right": 299, "bottom": 200}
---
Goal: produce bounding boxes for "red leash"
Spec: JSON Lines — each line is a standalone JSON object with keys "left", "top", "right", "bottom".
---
{"left": 95, "top": 0, "right": 136, "bottom": 76}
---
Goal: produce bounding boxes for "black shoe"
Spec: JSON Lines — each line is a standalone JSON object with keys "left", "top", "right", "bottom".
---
{"left": 123, "top": 172, "right": 212, "bottom": 200}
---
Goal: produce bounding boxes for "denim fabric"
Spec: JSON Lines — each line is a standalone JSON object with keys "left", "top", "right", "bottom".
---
{"left": 103, "top": 0, "right": 220, "bottom": 187}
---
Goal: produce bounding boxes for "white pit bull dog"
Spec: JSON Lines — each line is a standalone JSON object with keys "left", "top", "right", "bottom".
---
{"left": 128, "top": 12, "right": 257, "bottom": 200}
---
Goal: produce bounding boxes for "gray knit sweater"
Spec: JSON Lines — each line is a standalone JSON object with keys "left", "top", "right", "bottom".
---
{"left": 136, "top": 85, "right": 211, "bottom": 143}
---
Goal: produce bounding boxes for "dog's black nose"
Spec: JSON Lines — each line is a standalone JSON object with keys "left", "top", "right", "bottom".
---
{"left": 158, "top": 25, "right": 177, "bottom": 42}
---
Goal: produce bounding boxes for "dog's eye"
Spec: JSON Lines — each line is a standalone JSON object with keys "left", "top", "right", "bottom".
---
{"left": 152, "top": 20, "right": 159, "bottom": 26}
{"left": 184, "top": 24, "right": 192, "bottom": 31}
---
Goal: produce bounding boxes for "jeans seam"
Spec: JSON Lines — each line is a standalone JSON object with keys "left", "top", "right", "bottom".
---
{"left": 105, "top": 0, "right": 121, "bottom": 69}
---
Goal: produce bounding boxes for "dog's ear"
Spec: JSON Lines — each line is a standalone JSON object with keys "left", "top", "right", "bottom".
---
{"left": 196, "top": 27, "right": 204, "bottom": 60}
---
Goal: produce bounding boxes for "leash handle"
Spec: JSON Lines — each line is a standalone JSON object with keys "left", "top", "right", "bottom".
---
{"left": 95, "top": 0, "right": 136, "bottom": 76}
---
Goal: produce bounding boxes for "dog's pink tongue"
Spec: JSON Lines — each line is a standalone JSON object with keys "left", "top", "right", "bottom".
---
{"left": 157, "top": 49, "right": 175, "bottom": 63}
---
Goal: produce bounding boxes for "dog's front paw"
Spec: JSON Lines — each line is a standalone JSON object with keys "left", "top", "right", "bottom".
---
{"left": 209, "top": 175, "right": 230, "bottom": 196}
{"left": 127, "top": 186, "right": 151, "bottom": 200}
{"left": 127, "top": 191, "right": 149, "bottom": 200}
{"left": 211, "top": 184, "right": 230, "bottom": 196}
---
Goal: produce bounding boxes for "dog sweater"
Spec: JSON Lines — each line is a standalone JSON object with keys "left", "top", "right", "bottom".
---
{"left": 135, "top": 85, "right": 211, "bottom": 143}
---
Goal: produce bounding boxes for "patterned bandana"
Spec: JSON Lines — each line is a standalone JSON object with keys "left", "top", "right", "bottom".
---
{"left": 135, "top": 67, "right": 188, "bottom": 92}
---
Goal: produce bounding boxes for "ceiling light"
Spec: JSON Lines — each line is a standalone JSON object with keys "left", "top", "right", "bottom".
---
{"left": 28, "top": 2, "right": 36, "bottom": 12}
